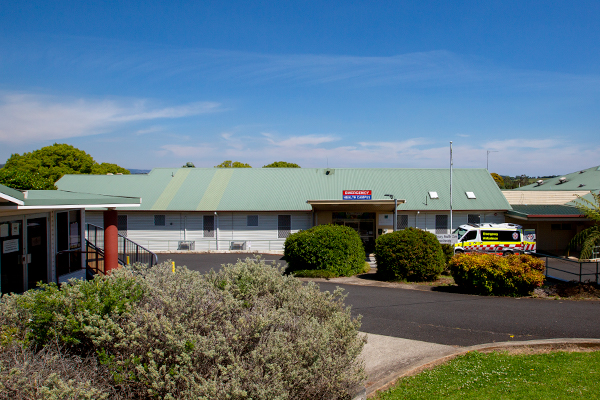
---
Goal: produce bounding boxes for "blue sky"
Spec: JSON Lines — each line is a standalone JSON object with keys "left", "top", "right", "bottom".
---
{"left": 1, "top": 1, "right": 599, "bottom": 175}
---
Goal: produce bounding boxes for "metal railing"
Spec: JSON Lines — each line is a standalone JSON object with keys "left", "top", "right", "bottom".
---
{"left": 86, "top": 224, "right": 158, "bottom": 267}
{"left": 125, "top": 239, "right": 287, "bottom": 252}
{"left": 534, "top": 252, "right": 599, "bottom": 284}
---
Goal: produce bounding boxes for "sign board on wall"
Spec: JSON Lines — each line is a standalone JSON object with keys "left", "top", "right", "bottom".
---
{"left": 343, "top": 190, "right": 372, "bottom": 200}
{"left": 2, "top": 239, "right": 19, "bottom": 254}
{"left": 435, "top": 234, "right": 458, "bottom": 245}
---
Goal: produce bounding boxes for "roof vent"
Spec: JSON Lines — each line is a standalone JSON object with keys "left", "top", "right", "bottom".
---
{"left": 578, "top": 184, "right": 586, "bottom": 187}
{"left": 428, "top": 191, "right": 439, "bottom": 199}
{"left": 535, "top": 180, "right": 544, "bottom": 186}
{"left": 556, "top": 177, "right": 567, "bottom": 184}
{"left": 580, "top": 170, "right": 586, "bottom": 174}
{"left": 324, "top": 169, "right": 334, "bottom": 176}
{"left": 465, "top": 191, "right": 476, "bottom": 199}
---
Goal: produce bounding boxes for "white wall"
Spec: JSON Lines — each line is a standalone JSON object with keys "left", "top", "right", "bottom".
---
{"left": 86, "top": 211, "right": 313, "bottom": 252}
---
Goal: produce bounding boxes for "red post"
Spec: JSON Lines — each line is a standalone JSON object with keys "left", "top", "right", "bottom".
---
{"left": 104, "top": 209, "right": 119, "bottom": 273}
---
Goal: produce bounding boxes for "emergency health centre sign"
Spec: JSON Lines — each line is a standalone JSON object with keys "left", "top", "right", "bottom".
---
{"left": 343, "top": 190, "right": 372, "bottom": 200}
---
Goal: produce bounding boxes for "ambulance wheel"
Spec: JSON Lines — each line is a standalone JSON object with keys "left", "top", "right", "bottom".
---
{"left": 503, "top": 250, "right": 514, "bottom": 256}
{"left": 455, "top": 250, "right": 464, "bottom": 254}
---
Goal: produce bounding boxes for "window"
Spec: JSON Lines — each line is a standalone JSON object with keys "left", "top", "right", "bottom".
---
{"left": 247, "top": 215, "right": 259, "bottom": 227}
{"left": 154, "top": 215, "right": 165, "bottom": 226}
{"left": 429, "top": 191, "right": 439, "bottom": 199}
{"left": 203, "top": 215, "right": 214, "bottom": 238}
{"left": 117, "top": 215, "right": 127, "bottom": 237}
{"left": 397, "top": 215, "right": 408, "bottom": 230}
{"left": 278, "top": 215, "right": 291, "bottom": 238}
{"left": 551, "top": 223, "right": 572, "bottom": 231}
{"left": 481, "top": 230, "right": 521, "bottom": 242}
{"left": 467, "top": 214, "right": 481, "bottom": 225}
{"left": 463, "top": 230, "right": 477, "bottom": 241}
{"left": 435, "top": 215, "right": 448, "bottom": 234}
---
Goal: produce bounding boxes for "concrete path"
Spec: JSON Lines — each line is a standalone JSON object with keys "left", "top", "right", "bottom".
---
{"left": 360, "top": 333, "right": 457, "bottom": 396}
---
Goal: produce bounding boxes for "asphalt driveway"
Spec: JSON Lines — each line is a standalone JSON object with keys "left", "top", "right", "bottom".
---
{"left": 158, "top": 253, "right": 600, "bottom": 347}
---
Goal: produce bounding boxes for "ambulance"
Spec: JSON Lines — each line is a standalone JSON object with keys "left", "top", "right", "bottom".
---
{"left": 453, "top": 223, "right": 536, "bottom": 255}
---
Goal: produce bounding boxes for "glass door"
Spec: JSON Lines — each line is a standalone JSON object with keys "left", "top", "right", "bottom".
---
{"left": 27, "top": 217, "right": 48, "bottom": 290}
{"left": 1, "top": 220, "right": 24, "bottom": 294}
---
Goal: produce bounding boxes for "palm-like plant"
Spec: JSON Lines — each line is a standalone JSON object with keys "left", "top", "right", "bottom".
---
{"left": 568, "top": 191, "right": 600, "bottom": 260}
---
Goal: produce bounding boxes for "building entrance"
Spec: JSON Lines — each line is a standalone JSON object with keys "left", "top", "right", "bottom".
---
{"left": 332, "top": 212, "right": 376, "bottom": 253}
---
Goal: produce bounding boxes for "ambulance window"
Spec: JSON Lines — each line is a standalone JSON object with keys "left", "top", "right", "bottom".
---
{"left": 463, "top": 230, "right": 477, "bottom": 241}
{"left": 481, "top": 231, "right": 499, "bottom": 241}
{"left": 498, "top": 231, "right": 520, "bottom": 241}
{"left": 454, "top": 228, "right": 467, "bottom": 238}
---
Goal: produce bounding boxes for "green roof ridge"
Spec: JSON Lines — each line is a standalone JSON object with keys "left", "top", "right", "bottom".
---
{"left": 196, "top": 169, "right": 234, "bottom": 210}
{"left": 151, "top": 169, "right": 192, "bottom": 210}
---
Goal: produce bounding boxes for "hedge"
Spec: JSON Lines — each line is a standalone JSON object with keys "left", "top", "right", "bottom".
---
{"left": 0, "top": 259, "right": 366, "bottom": 399}
{"left": 449, "top": 253, "right": 546, "bottom": 296}
{"left": 284, "top": 224, "right": 366, "bottom": 277}
{"left": 374, "top": 228, "right": 446, "bottom": 281}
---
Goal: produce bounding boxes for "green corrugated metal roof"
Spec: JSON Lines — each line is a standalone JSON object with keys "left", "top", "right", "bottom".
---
{"left": 565, "top": 189, "right": 600, "bottom": 207}
{"left": 513, "top": 165, "right": 600, "bottom": 191}
{"left": 0, "top": 183, "right": 25, "bottom": 202}
{"left": 0, "top": 184, "right": 140, "bottom": 208}
{"left": 55, "top": 168, "right": 511, "bottom": 212}
{"left": 506, "top": 204, "right": 585, "bottom": 218}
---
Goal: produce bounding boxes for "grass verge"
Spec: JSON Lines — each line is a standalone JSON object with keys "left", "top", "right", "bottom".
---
{"left": 375, "top": 350, "right": 600, "bottom": 400}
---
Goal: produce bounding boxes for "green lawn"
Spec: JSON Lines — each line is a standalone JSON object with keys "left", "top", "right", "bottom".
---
{"left": 375, "top": 350, "right": 600, "bottom": 400}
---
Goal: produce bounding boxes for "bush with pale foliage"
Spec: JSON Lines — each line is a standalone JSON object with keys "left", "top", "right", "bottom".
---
{"left": 1, "top": 259, "right": 365, "bottom": 399}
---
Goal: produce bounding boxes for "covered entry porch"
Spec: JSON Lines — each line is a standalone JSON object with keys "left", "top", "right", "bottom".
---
{"left": 307, "top": 199, "right": 405, "bottom": 252}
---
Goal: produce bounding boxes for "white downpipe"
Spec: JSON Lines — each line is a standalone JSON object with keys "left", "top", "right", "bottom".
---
{"left": 215, "top": 212, "right": 219, "bottom": 250}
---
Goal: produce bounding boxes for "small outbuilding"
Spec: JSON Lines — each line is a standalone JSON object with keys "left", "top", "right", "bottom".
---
{"left": 0, "top": 184, "right": 140, "bottom": 294}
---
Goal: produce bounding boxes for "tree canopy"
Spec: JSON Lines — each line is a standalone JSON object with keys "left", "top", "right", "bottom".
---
{"left": 214, "top": 160, "right": 252, "bottom": 168}
{"left": 0, "top": 168, "right": 56, "bottom": 190}
{"left": 2, "top": 143, "right": 130, "bottom": 190}
{"left": 263, "top": 161, "right": 301, "bottom": 168}
{"left": 182, "top": 162, "right": 196, "bottom": 168}
{"left": 490, "top": 172, "right": 504, "bottom": 188}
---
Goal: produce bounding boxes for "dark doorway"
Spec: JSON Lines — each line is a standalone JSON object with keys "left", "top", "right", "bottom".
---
{"left": 27, "top": 217, "right": 48, "bottom": 290}
{"left": 1, "top": 220, "right": 24, "bottom": 294}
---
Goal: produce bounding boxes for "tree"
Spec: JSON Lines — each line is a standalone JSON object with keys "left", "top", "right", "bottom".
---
{"left": 182, "top": 162, "right": 195, "bottom": 168}
{"left": 490, "top": 172, "right": 504, "bottom": 188}
{"left": 567, "top": 192, "right": 600, "bottom": 260}
{"left": 263, "top": 161, "right": 301, "bottom": 168}
{"left": 2, "top": 143, "right": 130, "bottom": 189}
{"left": 214, "top": 160, "right": 251, "bottom": 168}
{"left": 0, "top": 168, "right": 56, "bottom": 190}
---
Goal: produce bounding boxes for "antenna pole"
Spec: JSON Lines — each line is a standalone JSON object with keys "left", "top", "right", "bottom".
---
{"left": 450, "top": 141, "right": 453, "bottom": 234}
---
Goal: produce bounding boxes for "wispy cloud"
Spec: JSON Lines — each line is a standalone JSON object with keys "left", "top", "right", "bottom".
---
{"left": 208, "top": 132, "right": 599, "bottom": 175}
{"left": 0, "top": 92, "right": 222, "bottom": 143}
{"left": 12, "top": 36, "right": 600, "bottom": 90}
{"left": 159, "top": 144, "right": 214, "bottom": 158}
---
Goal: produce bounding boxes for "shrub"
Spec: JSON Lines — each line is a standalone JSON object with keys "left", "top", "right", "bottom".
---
{"left": 449, "top": 253, "right": 545, "bottom": 296}
{"left": 292, "top": 269, "right": 338, "bottom": 278}
{"left": 440, "top": 244, "right": 454, "bottom": 272}
{"left": 284, "top": 224, "right": 366, "bottom": 277}
{"left": 0, "top": 274, "right": 144, "bottom": 352}
{"left": 1, "top": 259, "right": 366, "bottom": 399}
{"left": 0, "top": 342, "right": 118, "bottom": 400}
{"left": 374, "top": 228, "right": 446, "bottom": 281}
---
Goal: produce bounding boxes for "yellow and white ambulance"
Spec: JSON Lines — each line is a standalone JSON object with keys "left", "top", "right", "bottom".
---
{"left": 453, "top": 223, "right": 536, "bottom": 255}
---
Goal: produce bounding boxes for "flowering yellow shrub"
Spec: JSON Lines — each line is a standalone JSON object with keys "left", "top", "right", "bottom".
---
{"left": 449, "top": 253, "right": 545, "bottom": 296}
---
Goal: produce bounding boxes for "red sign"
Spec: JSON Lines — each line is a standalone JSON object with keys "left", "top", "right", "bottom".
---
{"left": 343, "top": 190, "right": 371, "bottom": 196}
